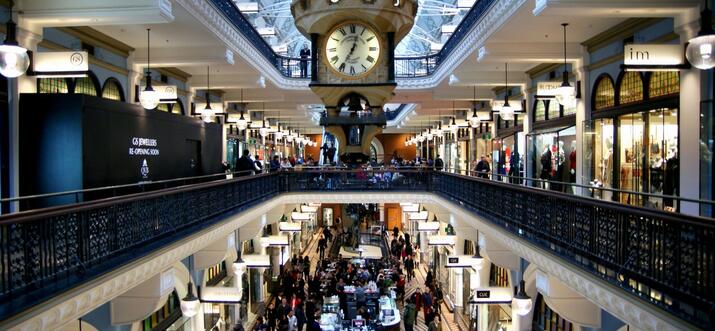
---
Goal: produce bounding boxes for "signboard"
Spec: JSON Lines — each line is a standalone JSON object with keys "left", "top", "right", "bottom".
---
{"left": 624, "top": 44, "right": 683, "bottom": 66}
{"left": 300, "top": 205, "right": 319, "bottom": 213}
{"left": 537, "top": 82, "right": 565, "bottom": 97}
{"left": 291, "top": 211, "right": 311, "bottom": 221}
{"left": 448, "top": 257, "right": 459, "bottom": 264}
{"left": 445, "top": 255, "right": 483, "bottom": 268}
{"left": 417, "top": 221, "right": 440, "bottom": 231}
{"left": 242, "top": 254, "right": 270, "bottom": 267}
{"left": 32, "top": 51, "right": 89, "bottom": 77}
{"left": 139, "top": 85, "right": 178, "bottom": 103}
{"left": 260, "top": 235, "right": 289, "bottom": 247}
{"left": 491, "top": 99, "right": 524, "bottom": 111}
{"left": 428, "top": 235, "right": 456, "bottom": 246}
{"left": 409, "top": 211, "right": 429, "bottom": 221}
{"left": 470, "top": 287, "right": 513, "bottom": 304}
{"left": 278, "top": 222, "right": 302, "bottom": 232}
{"left": 200, "top": 286, "right": 241, "bottom": 303}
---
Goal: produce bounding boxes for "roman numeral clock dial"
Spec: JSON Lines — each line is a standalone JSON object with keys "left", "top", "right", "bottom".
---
{"left": 325, "top": 22, "right": 381, "bottom": 78}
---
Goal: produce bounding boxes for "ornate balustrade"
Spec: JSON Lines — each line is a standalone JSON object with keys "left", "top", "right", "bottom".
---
{"left": 0, "top": 170, "right": 712, "bottom": 329}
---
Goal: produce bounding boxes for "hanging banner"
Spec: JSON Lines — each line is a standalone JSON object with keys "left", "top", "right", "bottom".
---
{"left": 199, "top": 286, "right": 241, "bottom": 303}
{"left": 470, "top": 287, "right": 513, "bottom": 304}
{"left": 32, "top": 51, "right": 89, "bottom": 77}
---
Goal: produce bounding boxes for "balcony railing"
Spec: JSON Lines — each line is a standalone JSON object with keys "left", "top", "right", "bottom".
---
{"left": 209, "top": 0, "right": 497, "bottom": 79}
{"left": 0, "top": 170, "right": 712, "bottom": 329}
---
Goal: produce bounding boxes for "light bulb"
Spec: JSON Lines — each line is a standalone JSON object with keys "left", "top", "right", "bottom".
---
{"left": 500, "top": 106, "right": 514, "bottom": 121}
{"left": 469, "top": 115, "right": 481, "bottom": 127}
{"left": 139, "top": 87, "right": 160, "bottom": 109}
{"left": 0, "top": 44, "right": 29, "bottom": 78}
{"left": 687, "top": 34, "right": 715, "bottom": 69}
{"left": 237, "top": 118, "right": 247, "bottom": 130}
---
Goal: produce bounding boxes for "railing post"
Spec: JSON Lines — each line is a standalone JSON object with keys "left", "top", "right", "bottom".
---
{"left": 310, "top": 33, "right": 319, "bottom": 83}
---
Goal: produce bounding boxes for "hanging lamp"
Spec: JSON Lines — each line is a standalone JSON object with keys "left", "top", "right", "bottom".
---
{"left": 498, "top": 63, "right": 515, "bottom": 121}
{"left": 469, "top": 86, "right": 481, "bottom": 127}
{"left": 512, "top": 280, "right": 533, "bottom": 316}
{"left": 686, "top": 0, "right": 715, "bottom": 69}
{"left": 237, "top": 89, "right": 248, "bottom": 130}
{"left": 180, "top": 257, "right": 200, "bottom": 318}
{"left": 449, "top": 101, "right": 459, "bottom": 133}
{"left": 259, "top": 103, "right": 269, "bottom": 137}
{"left": 0, "top": 2, "right": 29, "bottom": 78}
{"left": 139, "top": 29, "right": 160, "bottom": 109}
{"left": 555, "top": 23, "right": 577, "bottom": 107}
{"left": 202, "top": 66, "right": 214, "bottom": 123}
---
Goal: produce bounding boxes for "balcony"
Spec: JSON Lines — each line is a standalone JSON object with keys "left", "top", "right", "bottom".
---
{"left": 0, "top": 170, "right": 712, "bottom": 329}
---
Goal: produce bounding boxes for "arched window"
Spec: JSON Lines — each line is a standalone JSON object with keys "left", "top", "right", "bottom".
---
{"left": 618, "top": 71, "right": 644, "bottom": 105}
{"left": 649, "top": 71, "right": 679, "bottom": 98}
{"left": 38, "top": 78, "right": 70, "bottom": 93}
{"left": 174, "top": 99, "right": 185, "bottom": 115}
{"left": 488, "top": 263, "right": 509, "bottom": 287}
{"left": 102, "top": 78, "right": 125, "bottom": 101}
{"left": 74, "top": 78, "right": 97, "bottom": 96}
{"left": 534, "top": 100, "right": 546, "bottom": 122}
{"left": 156, "top": 103, "right": 170, "bottom": 112}
{"left": 532, "top": 294, "right": 574, "bottom": 331}
{"left": 593, "top": 74, "right": 615, "bottom": 110}
{"left": 546, "top": 100, "right": 560, "bottom": 120}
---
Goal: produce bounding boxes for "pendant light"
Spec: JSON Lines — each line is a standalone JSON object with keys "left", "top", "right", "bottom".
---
{"left": 259, "top": 103, "right": 269, "bottom": 137}
{"left": 469, "top": 86, "right": 481, "bottom": 127}
{"left": 237, "top": 89, "right": 248, "bottom": 130}
{"left": 139, "top": 29, "right": 160, "bottom": 109}
{"left": 499, "top": 63, "right": 514, "bottom": 121}
{"left": 555, "top": 23, "right": 577, "bottom": 107}
{"left": 232, "top": 247, "right": 245, "bottom": 277}
{"left": 471, "top": 232, "right": 484, "bottom": 271}
{"left": 180, "top": 257, "right": 200, "bottom": 318}
{"left": 686, "top": 0, "right": 715, "bottom": 69}
{"left": 275, "top": 123, "right": 284, "bottom": 140}
{"left": 202, "top": 66, "right": 213, "bottom": 123}
{"left": 512, "top": 280, "right": 532, "bottom": 316}
{"left": 449, "top": 101, "right": 459, "bottom": 133}
{"left": 0, "top": 3, "right": 29, "bottom": 78}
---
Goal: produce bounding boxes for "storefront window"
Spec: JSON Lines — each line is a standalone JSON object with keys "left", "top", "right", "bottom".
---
{"left": 527, "top": 127, "right": 575, "bottom": 191}
{"left": 74, "top": 76, "right": 97, "bottom": 96}
{"left": 563, "top": 104, "right": 576, "bottom": 116}
{"left": 38, "top": 78, "right": 69, "bottom": 93}
{"left": 618, "top": 72, "right": 644, "bottom": 105}
{"left": 489, "top": 263, "right": 509, "bottom": 287}
{"left": 583, "top": 119, "right": 615, "bottom": 199}
{"left": 532, "top": 294, "right": 574, "bottom": 331}
{"left": 594, "top": 75, "right": 615, "bottom": 110}
{"left": 142, "top": 291, "right": 181, "bottom": 331}
{"left": 649, "top": 71, "right": 679, "bottom": 98}
{"left": 701, "top": 100, "right": 713, "bottom": 217}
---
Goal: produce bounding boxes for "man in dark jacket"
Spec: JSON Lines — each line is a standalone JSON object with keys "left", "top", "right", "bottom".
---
{"left": 475, "top": 155, "right": 490, "bottom": 178}
{"left": 434, "top": 155, "right": 444, "bottom": 171}
{"left": 270, "top": 155, "right": 281, "bottom": 172}
{"left": 403, "top": 298, "right": 417, "bottom": 331}
{"left": 237, "top": 150, "right": 256, "bottom": 175}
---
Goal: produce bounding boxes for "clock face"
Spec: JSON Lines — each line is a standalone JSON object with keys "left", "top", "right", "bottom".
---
{"left": 325, "top": 22, "right": 381, "bottom": 77}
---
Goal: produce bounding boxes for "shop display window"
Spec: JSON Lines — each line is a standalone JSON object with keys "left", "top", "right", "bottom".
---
{"left": 101, "top": 78, "right": 125, "bottom": 101}
{"left": 74, "top": 76, "right": 98, "bottom": 96}
{"left": 527, "top": 126, "right": 576, "bottom": 191}
{"left": 488, "top": 263, "right": 509, "bottom": 287}
{"left": 593, "top": 75, "right": 615, "bottom": 110}
{"left": 38, "top": 77, "right": 69, "bottom": 94}
{"left": 547, "top": 100, "right": 560, "bottom": 120}
{"left": 618, "top": 71, "right": 644, "bottom": 105}
{"left": 701, "top": 100, "right": 714, "bottom": 217}
{"left": 583, "top": 119, "right": 615, "bottom": 198}
{"left": 142, "top": 291, "right": 181, "bottom": 331}
{"left": 649, "top": 71, "right": 679, "bottom": 99}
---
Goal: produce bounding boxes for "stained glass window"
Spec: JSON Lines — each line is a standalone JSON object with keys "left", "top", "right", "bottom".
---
{"left": 535, "top": 100, "right": 546, "bottom": 122}
{"left": 102, "top": 79, "right": 124, "bottom": 101}
{"left": 74, "top": 77, "right": 97, "bottom": 96}
{"left": 649, "top": 71, "right": 679, "bottom": 98}
{"left": 594, "top": 76, "right": 615, "bottom": 110}
{"left": 547, "top": 100, "right": 560, "bottom": 120}
{"left": 618, "top": 71, "right": 644, "bottom": 105}
{"left": 38, "top": 78, "right": 69, "bottom": 93}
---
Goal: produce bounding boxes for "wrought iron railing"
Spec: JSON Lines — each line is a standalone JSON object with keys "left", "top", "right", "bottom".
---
{"left": 209, "top": 0, "right": 497, "bottom": 79}
{"left": 0, "top": 170, "right": 712, "bottom": 329}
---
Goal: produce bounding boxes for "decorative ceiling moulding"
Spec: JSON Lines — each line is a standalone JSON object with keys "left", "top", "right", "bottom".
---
{"left": 17, "top": 0, "right": 174, "bottom": 30}
{"left": 175, "top": 0, "right": 309, "bottom": 91}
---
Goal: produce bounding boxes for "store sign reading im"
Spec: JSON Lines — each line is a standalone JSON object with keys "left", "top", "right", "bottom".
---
{"left": 623, "top": 44, "right": 683, "bottom": 66}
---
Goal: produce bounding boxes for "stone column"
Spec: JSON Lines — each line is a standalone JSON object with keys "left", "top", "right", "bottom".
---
{"left": 676, "top": 20, "right": 702, "bottom": 216}
{"left": 574, "top": 47, "right": 590, "bottom": 197}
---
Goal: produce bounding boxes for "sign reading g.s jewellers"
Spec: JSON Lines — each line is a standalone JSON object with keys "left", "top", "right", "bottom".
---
{"left": 623, "top": 44, "right": 683, "bottom": 66}
{"left": 32, "top": 51, "right": 89, "bottom": 74}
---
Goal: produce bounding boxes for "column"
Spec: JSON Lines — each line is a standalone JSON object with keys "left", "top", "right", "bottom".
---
{"left": 677, "top": 20, "right": 702, "bottom": 216}
{"left": 7, "top": 26, "right": 41, "bottom": 212}
{"left": 522, "top": 80, "right": 533, "bottom": 181}
{"left": 379, "top": 203, "right": 385, "bottom": 226}
{"left": 574, "top": 46, "right": 590, "bottom": 196}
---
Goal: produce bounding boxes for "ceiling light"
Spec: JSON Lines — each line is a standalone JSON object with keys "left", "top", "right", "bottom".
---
{"left": 686, "top": 1, "right": 715, "bottom": 69}
{"left": 202, "top": 66, "right": 214, "bottom": 123}
{"left": 139, "top": 29, "right": 160, "bottom": 110}
{"left": 0, "top": 18, "right": 29, "bottom": 78}
{"left": 556, "top": 23, "right": 576, "bottom": 107}
{"left": 180, "top": 281, "right": 200, "bottom": 317}
{"left": 499, "top": 63, "right": 516, "bottom": 121}
{"left": 512, "top": 280, "right": 533, "bottom": 316}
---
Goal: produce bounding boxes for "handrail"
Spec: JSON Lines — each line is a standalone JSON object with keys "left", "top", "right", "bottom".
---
{"left": 208, "top": 0, "right": 498, "bottom": 79}
{"left": 0, "top": 170, "right": 712, "bottom": 329}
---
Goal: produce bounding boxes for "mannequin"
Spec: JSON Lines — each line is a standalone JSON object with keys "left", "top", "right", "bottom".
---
{"left": 663, "top": 148, "right": 679, "bottom": 210}
{"left": 569, "top": 141, "right": 576, "bottom": 183}
{"left": 539, "top": 144, "right": 552, "bottom": 189}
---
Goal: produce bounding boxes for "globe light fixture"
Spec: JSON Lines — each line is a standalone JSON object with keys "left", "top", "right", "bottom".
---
{"left": 275, "top": 124, "right": 284, "bottom": 140}
{"left": 449, "top": 117, "right": 459, "bottom": 133}
{"left": 139, "top": 29, "right": 160, "bottom": 110}
{"left": 435, "top": 122, "right": 444, "bottom": 138}
{"left": 201, "top": 67, "right": 214, "bottom": 123}
{"left": 180, "top": 281, "right": 200, "bottom": 317}
{"left": 499, "top": 63, "right": 516, "bottom": 121}
{"left": 0, "top": 19, "right": 29, "bottom": 78}
{"left": 686, "top": 1, "right": 715, "bottom": 69}
{"left": 232, "top": 250, "right": 246, "bottom": 277}
{"left": 471, "top": 246, "right": 484, "bottom": 271}
{"left": 236, "top": 111, "right": 248, "bottom": 130}
{"left": 470, "top": 108, "right": 481, "bottom": 127}
{"left": 425, "top": 128, "right": 434, "bottom": 140}
{"left": 512, "top": 280, "right": 532, "bottom": 316}
{"left": 555, "top": 23, "right": 577, "bottom": 107}
{"left": 259, "top": 119, "right": 269, "bottom": 137}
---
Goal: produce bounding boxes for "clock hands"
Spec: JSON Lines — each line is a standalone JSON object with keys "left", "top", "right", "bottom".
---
{"left": 346, "top": 40, "right": 358, "bottom": 61}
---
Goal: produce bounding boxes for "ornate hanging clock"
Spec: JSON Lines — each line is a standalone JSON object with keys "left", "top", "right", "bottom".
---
{"left": 324, "top": 22, "right": 381, "bottom": 78}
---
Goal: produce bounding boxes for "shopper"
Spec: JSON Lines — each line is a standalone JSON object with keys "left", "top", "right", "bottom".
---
{"left": 287, "top": 310, "right": 298, "bottom": 331}
{"left": 295, "top": 303, "right": 306, "bottom": 331}
{"left": 428, "top": 314, "right": 442, "bottom": 331}
{"left": 434, "top": 155, "right": 444, "bottom": 171}
{"left": 237, "top": 150, "right": 256, "bottom": 175}
{"left": 403, "top": 298, "right": 417, "bottom": 331}
{"left": 253, "top": 316, "right": 268, "bottom": 331}
{"left": 270, "top": 155, "right": 281, "bottom": 172}
{"left": 475, "top": 155, "right": 490, "bottom": 178}
{"left": 266, "top": 302, "right": 277, "bottom": 331}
